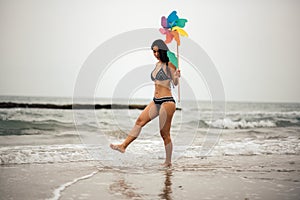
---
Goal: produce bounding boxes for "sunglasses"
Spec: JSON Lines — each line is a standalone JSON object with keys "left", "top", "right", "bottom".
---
{"left": 153, "top": 50, "right": 159, "bottom": 53}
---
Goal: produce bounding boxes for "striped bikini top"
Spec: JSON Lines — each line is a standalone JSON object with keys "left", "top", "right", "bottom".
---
{"left": 151, "top": 63, "right": 171, "bottom": 81}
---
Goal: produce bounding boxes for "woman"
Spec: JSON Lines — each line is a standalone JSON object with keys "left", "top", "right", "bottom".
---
{"left": 110, "top": 39, "right": 181, "bottom": 167}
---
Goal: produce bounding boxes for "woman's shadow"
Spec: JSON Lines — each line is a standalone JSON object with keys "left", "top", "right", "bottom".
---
{"left": 109, "top": 169, "right": 173, "bottom": 200}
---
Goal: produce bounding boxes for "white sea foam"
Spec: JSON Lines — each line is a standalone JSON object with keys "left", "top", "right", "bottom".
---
{"left": 0, "top": 144, "right": 92, "bottom": 165}
{"left": 212, "top": 136, "right": 300, "bottom": 156}
{"left": 47, "top": 170, "right": 99, "bottom": 200}
{"left": 186, "top": 138, "right": 299, "bottom": 157}
{"left": 1, "top": 136, "right": 299, "bottom": 166}
{"left": 0, "top": 141, "right": 163, "bottom": 165}
{"left": 207, "top": 118, "right": 277, "bottom": 129}
{"left": 224, "top": 111, "right": 300, "bottom": 116}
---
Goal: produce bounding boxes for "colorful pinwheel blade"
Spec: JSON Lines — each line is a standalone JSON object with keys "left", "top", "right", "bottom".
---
{"left": 159, "top": 28, "right": 167, "bottom": 34}
{"left": 171, "top": 31, "right": 180, "bottom": 46}
{"left": 172, "top": 26, "right": 189, "bottom": 37}
{"left": 167, "top": 11, "right": 178, "bottom": 27}
{"left": 167, "top": 51, "right": 178, "bottom": 69}
{"left": 161, "top": 16, "right": 169, "bottom": 28}
{"left": 165, "top": 31, "right": 174, "bottom": 43}
{"left": 175, "top": 18, "right": 188, "bottom": 28}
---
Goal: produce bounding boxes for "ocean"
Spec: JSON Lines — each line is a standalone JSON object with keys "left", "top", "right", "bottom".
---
{"left": 0, "top": 95, "right": 299, "bottom": 167}
{"left": 1, "top": 95, "right": 300, "bottom": 200}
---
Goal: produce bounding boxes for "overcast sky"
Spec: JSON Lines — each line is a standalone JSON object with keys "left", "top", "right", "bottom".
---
{"left": 0, "top": 0, "right": 299, "bottom": 103}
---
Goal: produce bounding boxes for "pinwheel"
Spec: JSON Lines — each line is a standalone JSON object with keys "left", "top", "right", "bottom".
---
{"left": 159, "top": 11, "right": 188, "bottom": 47}
{"left": 159, "top": 11, "right": 188, "bottom": 102}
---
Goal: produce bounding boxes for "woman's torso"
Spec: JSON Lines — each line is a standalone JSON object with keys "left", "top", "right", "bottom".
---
{"left": 151, "top": 62, "right": 172, "bottom": 98}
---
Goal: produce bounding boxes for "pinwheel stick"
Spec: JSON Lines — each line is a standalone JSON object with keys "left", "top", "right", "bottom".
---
{"left": 177, "top": 44, "right": 181, "bottom": 103}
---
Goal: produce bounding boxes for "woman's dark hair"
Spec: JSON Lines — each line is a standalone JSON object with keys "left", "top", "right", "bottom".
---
{"left": 158, "top": 49, "right": 169, "bottom": 64}
{"left": 151, "top": 39, "right": 169, "bottom": 64}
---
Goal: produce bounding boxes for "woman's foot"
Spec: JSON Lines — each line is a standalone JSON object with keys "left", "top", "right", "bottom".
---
{"left": 110, "top": 144, "right": 125, "bottom": 153}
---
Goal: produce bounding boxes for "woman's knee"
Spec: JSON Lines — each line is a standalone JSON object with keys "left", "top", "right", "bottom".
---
{"left": 160, "top": 130, "right": 171, "bottom": 143}
{"left": 135, "top": 117, "right": 148, "bottom": 127}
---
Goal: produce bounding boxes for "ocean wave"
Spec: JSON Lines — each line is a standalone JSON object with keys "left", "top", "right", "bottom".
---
{"left": 207, "top": 118, "right": 277, "bottom": 129}
{"left": 0, "top": 143, "right": 163, "bottom": 165}
{"left": 189, "top": 118, "right": 278, "bottom": 129}
{"left": 196, "top": 117, "right": 300, "bottom": 129}
{"left": 224, "top": 111, "right": 300, "bottom": 116}
{"left": 275, "top": 120, "right": 300, "bottom": 127}
{"left": 186, "top": 109, "right": 300, "bottom": 129}
{"left": 0, "top": 108, "right": 74, "bottom": 124}
{"left": 188, "top": 136, "right": 300, "bottom": 156}
{"left": 0, "top": 119, "right": 75, "bottom": 136}
{"left": 214, "top": 137, "right": 300, "bottom": 156}
{"left": 0, "top": 144, "right": 92, "bottom": 165}
{"left": 1, "top": 137, "right": 299, "bottom": 165}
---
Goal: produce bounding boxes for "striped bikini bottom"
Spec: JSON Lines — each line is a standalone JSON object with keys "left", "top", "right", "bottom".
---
{"left": 153, "top": 97, "right": 175, "bottom": 108}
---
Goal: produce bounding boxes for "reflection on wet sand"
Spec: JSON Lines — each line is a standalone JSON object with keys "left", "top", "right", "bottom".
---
{"left": 109, "top": 177, "right": 142, "bottom": 199}
{"left": 108, "top": 169, "right": 173, "bottom": 200}
{"left": 159, "top": 169, "right": 173, "bottom": 200}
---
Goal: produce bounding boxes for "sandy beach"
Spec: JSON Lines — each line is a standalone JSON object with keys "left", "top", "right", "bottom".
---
{"left": 1, "top": 154, "right": 299, "bottom": 200}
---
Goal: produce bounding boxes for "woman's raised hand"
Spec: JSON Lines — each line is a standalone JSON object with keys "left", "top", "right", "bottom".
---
{"left": 174, "top": 69, "right": 181, "bottom": 78}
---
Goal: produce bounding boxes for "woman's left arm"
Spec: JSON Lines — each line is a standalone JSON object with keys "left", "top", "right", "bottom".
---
{"left": 168, "top": 62, "right": 181, "bottom": 86}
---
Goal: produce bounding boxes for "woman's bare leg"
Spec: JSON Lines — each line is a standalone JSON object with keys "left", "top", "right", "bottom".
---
{"left": 159, "top": 102, "right": 176, "bottom": 167}
{"left": 110, "top": 125, "right": 141, "bottom": 153}
{"left": 110, "top": 101, "right": 159, "bottom": 153}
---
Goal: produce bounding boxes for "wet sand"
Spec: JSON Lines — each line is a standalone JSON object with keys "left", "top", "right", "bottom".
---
{"left": 1, "top": 155, "right": 299, "bottom": 200}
